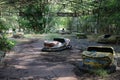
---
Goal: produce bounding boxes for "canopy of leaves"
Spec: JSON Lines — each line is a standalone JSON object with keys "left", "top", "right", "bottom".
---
{"left": 0, "top": 0, "right": 120, "bottom": 34}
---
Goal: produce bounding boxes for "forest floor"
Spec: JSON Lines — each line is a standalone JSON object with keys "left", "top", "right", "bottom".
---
{"left": 0, "top": 34, "right": 120, "bottom": 80}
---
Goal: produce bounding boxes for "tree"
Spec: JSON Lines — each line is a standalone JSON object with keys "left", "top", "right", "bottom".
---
{"left": 93, "top": 0, "right": 120, "bottom": 34}
{"left": 18, "top": 0, "right": 48, "bottom": 33}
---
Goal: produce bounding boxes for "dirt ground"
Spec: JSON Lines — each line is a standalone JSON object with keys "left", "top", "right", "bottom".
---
{"left": 0, "top": 35, "right": 120, "bottom": 80}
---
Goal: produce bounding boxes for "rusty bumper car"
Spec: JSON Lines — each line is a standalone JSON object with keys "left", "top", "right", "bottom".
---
{"left": 76, "top": 46, "right": 117, "bottom": 73}
{"left": 41, "top": 38, "right": 72, "bottom": 52}
{"left": 97, "top": 34, "right": 120, "bottom": 44}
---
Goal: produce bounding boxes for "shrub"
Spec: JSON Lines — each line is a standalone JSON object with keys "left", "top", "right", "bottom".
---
{"left": 93, "top": 69, "right": 108, "bottom": 77}
{"left": 0, "top": 35, "right": 16, "bottom": 52}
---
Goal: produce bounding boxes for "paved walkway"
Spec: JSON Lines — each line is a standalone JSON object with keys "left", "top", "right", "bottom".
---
{"left": 0, "top": 39, "right": 79, "bottom": 80}
{"left": 0, "top": 38, "right": 120, "bottom": 80}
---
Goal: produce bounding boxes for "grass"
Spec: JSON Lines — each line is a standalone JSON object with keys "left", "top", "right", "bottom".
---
{"left": 24, "top": 33, "right": 62, "bottom": 39}
{"left": 87, "top": 34, "right": 101, "bottom": 41}
{"left": 42, "top": 33, "right": 62, "bottom": 40}
{"left": 93, "top": 69, "right": 108, "bottom": 77}
{"left": 8, "top": 33, "right": 105, "bottom": 46}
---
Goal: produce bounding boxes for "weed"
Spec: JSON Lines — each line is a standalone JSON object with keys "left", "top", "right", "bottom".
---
{"left": 93, "top": 69, "right": 108, "bottom": 77}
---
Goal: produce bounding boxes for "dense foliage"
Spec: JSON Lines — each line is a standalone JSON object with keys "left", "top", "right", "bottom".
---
{"left": 18, "top": 0, "right": 47, "bottom": 33}
{"left": 0, "top": 35, "right": 15, "bottom": 52}
{"left": 96, "top": 0, "right": 120, "bottom": 34}
{"left": 0, "top": 0, "right": 120, "bottom": 34}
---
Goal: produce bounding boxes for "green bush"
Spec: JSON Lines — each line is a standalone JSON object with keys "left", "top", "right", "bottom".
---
{"left": 93, "top": 69, "right": 108, "bottom": 77}
{"left": 0, "top": 35, "right": 16, "bottom": 52}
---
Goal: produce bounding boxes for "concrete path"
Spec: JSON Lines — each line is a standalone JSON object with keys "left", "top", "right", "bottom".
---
{"left": 0, "top": 39, "right": 79, "bottom": 80}
{"left": 0, "top": 38, "right": 120, "bottom": 80}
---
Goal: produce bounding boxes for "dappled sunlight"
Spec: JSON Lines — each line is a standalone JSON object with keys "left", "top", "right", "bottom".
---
{"left": 0, "top": 0, "right": 120, "bottom": 79}
{"left": 56, "top": 77, "right": 77, "bottom": 80}
{"left": 14, "top": 65, "right": 28, "bottom": 69}
{"left": 1, "top": 34, "right": 120, "bottom": 80}
{"left": 46, "top": 63, "right": 74, "bottom": 71}
{"left": 2, "top": 36, "right": 78, "bottom": 79}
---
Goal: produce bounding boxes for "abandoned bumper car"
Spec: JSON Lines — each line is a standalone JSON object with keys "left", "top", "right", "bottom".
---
{"left": 76, "top": 46, "right": 117, "bottom": 73}
{"left": 41, "top": 38, "right": 72, "bottom": 52}
{"left": 97, "top": 34, "right": 120, "bottom": 44}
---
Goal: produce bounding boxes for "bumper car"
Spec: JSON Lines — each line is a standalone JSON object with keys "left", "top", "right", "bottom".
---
{"left": 97, "top": 34, "right": 120, "bottom": 44}
{"left": 76, "top": 46, "right": 117, "bottom": 73}
{"left": 41, "top": 38, "right": 72, "bottom": 52}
